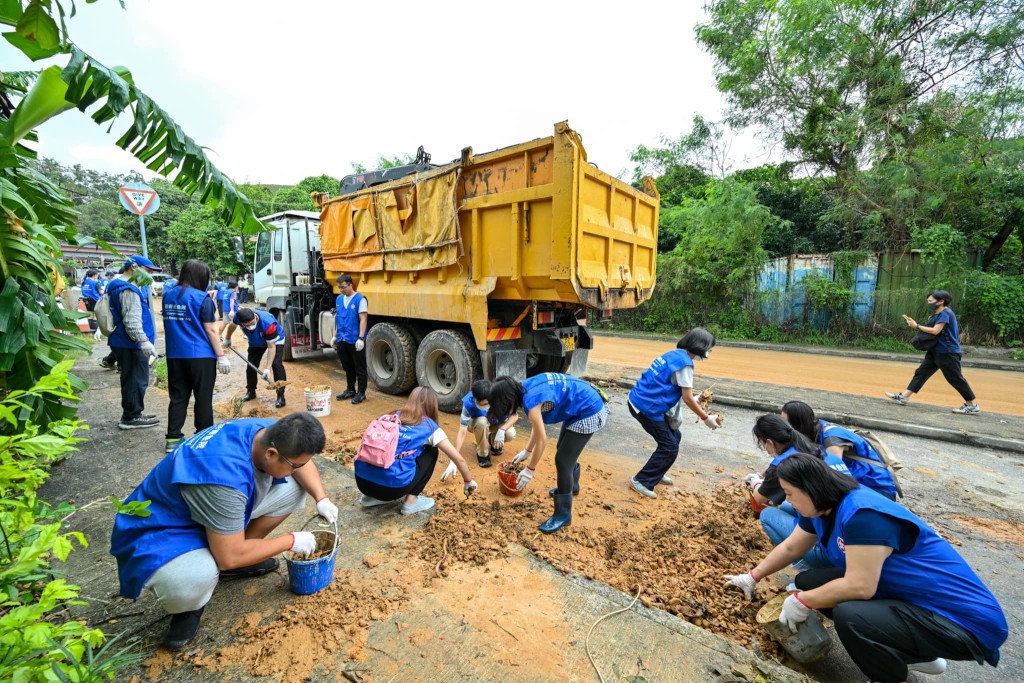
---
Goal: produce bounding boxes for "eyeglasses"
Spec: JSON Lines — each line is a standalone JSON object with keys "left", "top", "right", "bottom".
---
{"left": 271, "top": 441, "right": 308, "bottom": 469}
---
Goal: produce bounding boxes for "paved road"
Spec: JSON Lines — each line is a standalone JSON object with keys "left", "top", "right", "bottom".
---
{"left": 588, "top": 333, "right": 1024, "bottom": 417}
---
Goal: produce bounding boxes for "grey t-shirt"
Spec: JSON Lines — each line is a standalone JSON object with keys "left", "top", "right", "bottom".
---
{"left": 180, "top": 473, "right": 274, "bottom": 535}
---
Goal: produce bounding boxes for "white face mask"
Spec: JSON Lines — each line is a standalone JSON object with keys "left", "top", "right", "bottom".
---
{"left": 244, "top": 323, "right": 258, "bottom": 332}
{"left": 475, "top": 402, "right": 489, "bottom": 411}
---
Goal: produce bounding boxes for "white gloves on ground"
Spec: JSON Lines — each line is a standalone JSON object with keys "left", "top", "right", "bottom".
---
{"left": 217, "top": 356, "right": 231, "bottom": 374}
{"left": 704, "top": 414, "right": 721, "bottom": 430}
{"left": 512, "top": 450, "right": 530, "bottom": 465}
{"left": 315, "top": 497, "right": 338, "bottom": 524}
{"left": 493, "top": 429, "right": 506, "bottom": 449}
{"left": 516, "top": 467, "right": 534, "bottom": 490}
{"left": 464, "top": 480, "right": 478, "bottom": 497}
{"left": 222, "top": 337, "right": 232, "bottom": 347}
{"left": 440, "top": 461, "right": 459, "bottom": 481}
{"left": 779, "top": 593, "right": 811, "bottom": 632}
{"left": 290, "top": 531, "right": 317, "bottom": 556}
{"left": 140, "top": 341, "right": 157, "bottom": 358}
{"left": 355, "top": 339, "right": 365, "bottom": 352}
{"left": 725, "top": 571, "right": 758, "bottom": 600}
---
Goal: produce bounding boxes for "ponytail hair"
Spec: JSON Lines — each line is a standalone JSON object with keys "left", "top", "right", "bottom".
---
{"left": 781, "top": 400, "right": 821, "bottom": 443}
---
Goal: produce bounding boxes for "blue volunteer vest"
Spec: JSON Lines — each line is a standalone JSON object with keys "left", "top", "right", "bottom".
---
{"left": 105, "top": 278, "right": 156, "bottom": 348}
{"left": 771, "top": 446, "right": 851, "bottom": 477}
{"left": 234, "top": 310, "right": 280, "bottom": 348}
{"left": 819, "top": 421, "right": 898, "bottom": 498}
{"left": 628, "top": 349, "right": 693, "bottom": 419}
{"left": 354, "top": 417, "right": 439, "bottom": 489}
{"left": 462, "top": 392, "right": 488, "bottom": 421}
{"left": 805, "top": 487, "right": 1007, "bottom": 663}
{"left": 97, "top": 278, "right": 109, "bottom": 294}
{"left": 162, "top": 286, "right": 216, "bottom": 360}
{"left": 109, "top": 420, "right": 275, "bottom": 599}
{"left": 523, "top": 373, "right": 604, "bottom": 427}
{"left": 335, "top": 292, "right": 366, "bottom": 344}
{"left": 164, "top": 278, "right": 177, "bottom": 292}
{"left": 215, "top": 282, "right": 228, "bottom": 297}
{"left": 221, "top": 291, "right": 236, "bottom": 313}
{"left": 81, "top": 278, "right": 100, "bottom": 301}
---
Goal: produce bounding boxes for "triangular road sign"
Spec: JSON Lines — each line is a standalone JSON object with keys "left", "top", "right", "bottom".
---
{"left": 119, "top": 187, "right": 158, "bottom": 215}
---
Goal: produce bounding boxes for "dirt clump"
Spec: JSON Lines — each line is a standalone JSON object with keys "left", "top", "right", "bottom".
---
{"left": 323, "top": 428, "right": 363, "bottom": 465}
{"left": 286, "top": 531, "right": 336, "bottom": 561}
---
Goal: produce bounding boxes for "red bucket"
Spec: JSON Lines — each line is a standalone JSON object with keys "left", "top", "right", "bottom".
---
{"left": 497, "top": 462, "right": 523, "bottom": 497}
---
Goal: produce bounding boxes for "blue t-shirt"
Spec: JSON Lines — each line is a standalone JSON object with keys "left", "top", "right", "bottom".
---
{"left": 932, "top": 308, "right": 962, "bottom": 354}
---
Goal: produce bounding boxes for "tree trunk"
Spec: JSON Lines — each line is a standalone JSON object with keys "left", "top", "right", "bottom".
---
{"left": 983, "top": 207, "right": 1023, "bottom": 271}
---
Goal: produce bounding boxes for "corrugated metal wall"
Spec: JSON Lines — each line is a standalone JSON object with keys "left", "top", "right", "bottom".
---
{"left": 758, "top": 253, "right": 879, "bottom": 327}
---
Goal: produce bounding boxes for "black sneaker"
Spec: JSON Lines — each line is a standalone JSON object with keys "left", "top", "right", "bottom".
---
{"left": 477, "top": 454, "right": 492, "bottom": 468}
{"left": 336, "top": 389, "right": 356, "bottom": 401}
{"left": 164, "top": 606, "right": 205, "bottom": 650}
{"left": 241, "top": 391, "right": 257, "bottom": 401}
{"left": 219, "top": 557, "right": 279, "bottom": 579}
{"left": 98, "top": 359, "right": 114, "bottom": 370}
{"left": 351, "top": 393, "right": 366, "bottom": 405}
{"left": 118, "top": 416, "right": 159, "bottom": 430}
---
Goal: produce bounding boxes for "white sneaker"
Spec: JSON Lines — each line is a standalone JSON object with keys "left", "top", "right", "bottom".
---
{"left": 401, "top": 496, "right": 435, "bottom": 515}
{"left": 359, "top": 494, "right": 394, "bottom": 508}
{"left": 630, "top": 478, "right": 657, "bottom": 499}
{"left": 908, "top": 658, "right": 947, "bottom": 675}
{"left": 659, "top": 474, "right": 674, "bottom": 486}
{"left": 952, "top": 403, "right": 980, "bottom": 414}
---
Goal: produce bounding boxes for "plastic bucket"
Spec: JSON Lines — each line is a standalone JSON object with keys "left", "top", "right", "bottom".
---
{"left": 284, "top": 524, "right": 339, "bottom": 595}
{"left": 497, "top": 462, "right": 523, "bottom": 497}
{"left": 756, "top": 593, "right": 832, "bottom": 663}
{"left": 304, "top": 386, "right": 332, "bottom": 417}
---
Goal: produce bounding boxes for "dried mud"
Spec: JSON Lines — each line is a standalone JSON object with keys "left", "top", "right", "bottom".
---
{"left": 952, "top": 515, "right": 1024, "bottom": 547}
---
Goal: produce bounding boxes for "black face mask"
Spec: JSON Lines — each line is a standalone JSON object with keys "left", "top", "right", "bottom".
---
{"left": 927, "top": 301, "right": 941, "bottom": 310}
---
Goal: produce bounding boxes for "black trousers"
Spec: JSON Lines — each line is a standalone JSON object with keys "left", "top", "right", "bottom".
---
{"left": 907, "top": 351, "right": 975, "bottom": 402}
{"left": 336, "top": 341, "right": 368, "bottom": 394}
{"left": 629, "top": 403, "right": 682, "bottom": 489}
{"left": 355, "top": 446, "right": 439, "bottom": 500}
{"left": 112, "top": 347, "right": 150, "bottom": 421}
{"left": 553, "top": 426, "right": 594, "bottom": 495}
{"left": 796, "top": 568, "right": 988, "bottom": 683}
{"left": 165, "top": 358, "right": 217, "bottom": 440}
{"left": 247, "top": 345, "right": 286, "bottom": 394}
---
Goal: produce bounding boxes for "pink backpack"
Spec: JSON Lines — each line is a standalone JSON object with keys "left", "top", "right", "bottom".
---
{"left": 355, "top": 413, "right": 403, "bottom": 469}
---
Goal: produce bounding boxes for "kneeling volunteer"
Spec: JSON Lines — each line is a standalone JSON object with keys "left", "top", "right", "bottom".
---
{"left": 110, "top": 413, "right": 339, "bottom": 650}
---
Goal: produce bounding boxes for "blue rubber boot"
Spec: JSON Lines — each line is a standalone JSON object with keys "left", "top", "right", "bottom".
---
{"left": 550, "top": 462, "right": 581, "bottom": 497}
{"left": 539, "top": 493, "right": 573, "bottom": 534}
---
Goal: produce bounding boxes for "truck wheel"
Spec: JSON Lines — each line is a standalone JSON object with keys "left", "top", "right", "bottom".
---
{"left": 416, "top": 329, "right": 481, "bottom": 413}
{"left": 527, "top": 351, "right": 572, "bottom": 376}
{"left": 366, "top": 322, "right": 418, "bottom": 394}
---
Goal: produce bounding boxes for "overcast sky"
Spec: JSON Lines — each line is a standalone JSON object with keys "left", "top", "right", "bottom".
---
{"left": 12, "top": 0, "right": 773, "bottom": 186}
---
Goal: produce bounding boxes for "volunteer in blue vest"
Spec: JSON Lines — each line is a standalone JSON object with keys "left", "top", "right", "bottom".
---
{"left": 162, "top": 259, "right": 232, "bottom": 454}
{"left": 332, "top": 274, "right": 368, "bottom": 404}
{"left": 627, "top": 327, "right": 722, "bottom": 499}
{"left": 98, "top": 269, "right": 115, "bottom": 295}
{"left": 727, "top": 453, "right": 1007, "bottom": 683}
{"left": 163, "top": 275, "right": 178, "bottom": 294}
{"left": 489, "top": 373, "right": 609, "bottom": 534}
{"left": 355, "top": 387, "right": 477, "bottom": 514}
{"left": 80, "top": 268, "right": 101, "bottom": 314}
{"left": 223, "top": 308, "right": 287, "bottom": 408}
{"left": 107, "top": 256, "right": 161, "bottom": 430}
{"left": 110, "top": 413, "right": 338, "bottom": 650}
{"left": 782, "top": 400, "right": 899, "bottom": 500}
{"left": 886, "top": 289, "right": 980, "bottom": 414}
{"left": 99, "top": 267, "right": 126, "bottom": 372}
{"left": 220, "top": 282, "right": 238, "bottom": 333}
{"left": 214, "top": 277, "right": 229, "bottom": 319}
{"left": 448, "top": 380, "right": 519, "bottom": 469}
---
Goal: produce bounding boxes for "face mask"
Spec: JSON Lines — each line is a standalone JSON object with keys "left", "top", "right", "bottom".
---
{"left": 129, "top": 269, "right": 154, "bottom": 288}
{"left": 475, "top": 402, "right": 489, "bottom": 411}
{"left": 244, "top": 324, "right": 258, "bottom": 332}
{"left": 927, "top": 301, "right": 940, "bottom": 310}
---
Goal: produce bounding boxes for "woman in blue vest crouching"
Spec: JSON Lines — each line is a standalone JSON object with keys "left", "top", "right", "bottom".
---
{"left": 355, "top": 387, "right": 478, "bottom": 515}
{"left": 727, "top": 453, "right": 1007, "bottom": 683}
{"left": 489, "top": 373, "right": 609, "bottom": 534}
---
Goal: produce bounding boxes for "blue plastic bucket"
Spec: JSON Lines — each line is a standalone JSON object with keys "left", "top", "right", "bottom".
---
{"left": 284, "top": 526, "right": 338, "bottom": 595}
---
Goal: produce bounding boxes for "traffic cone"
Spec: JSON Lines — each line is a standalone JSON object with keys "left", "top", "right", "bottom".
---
{"left": 76, "top": 299, "right": 92, "bottom": 333}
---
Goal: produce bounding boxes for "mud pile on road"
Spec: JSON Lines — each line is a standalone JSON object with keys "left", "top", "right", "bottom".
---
{"left": 411, "top": 484, "right": 784, "bottom": 650}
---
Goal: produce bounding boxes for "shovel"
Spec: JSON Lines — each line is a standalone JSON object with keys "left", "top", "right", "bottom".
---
{"left": 227, "top": 346, "right": 274, "bottom": 386}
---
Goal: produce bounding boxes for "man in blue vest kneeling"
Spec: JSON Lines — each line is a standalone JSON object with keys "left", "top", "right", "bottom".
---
{"left": 110, "top": 413, "right": 339, "bottom": 650}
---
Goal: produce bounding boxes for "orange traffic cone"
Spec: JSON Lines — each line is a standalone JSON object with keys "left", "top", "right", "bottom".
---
{"left": 76, "top": 299, "right": 92, "bottom": 333}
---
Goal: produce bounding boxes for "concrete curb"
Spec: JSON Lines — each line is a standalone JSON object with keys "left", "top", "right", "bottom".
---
{"left": 591, "top": 331, "right": 1024, "bottom": 373}
{"left": 588, "top": 375, "right": 1024, "bottom": 457}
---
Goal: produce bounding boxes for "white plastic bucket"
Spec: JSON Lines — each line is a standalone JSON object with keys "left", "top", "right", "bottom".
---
{"left": 304, "top": 386, "right": 332, "bottom": 417}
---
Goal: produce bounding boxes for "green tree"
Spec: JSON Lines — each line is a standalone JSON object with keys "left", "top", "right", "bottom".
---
{"left": 164, "top": 204, "right": 245, "bottom": 277}
{"left": 271, "top": 185, "right": 316, "bottom": 212}
{"left": 297, "top": 174, "right": 338, "bottom": 195}
{"left": 351, "top": 152, "right": 414, "bottom": 174}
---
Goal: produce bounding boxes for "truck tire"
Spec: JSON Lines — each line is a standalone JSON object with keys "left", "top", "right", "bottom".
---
{"left": 416, "top": 329, "right": 481, "bottom": 413}
{"left": 527, "top": 351, "right": 572, "bottom": 376}
{"left": 366, "top": 322, "right": 418, "bottom": 395}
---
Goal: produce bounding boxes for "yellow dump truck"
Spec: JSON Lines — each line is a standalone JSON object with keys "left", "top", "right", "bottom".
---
{"left": 268, "top": 122, "right": 658, "bottom": 411}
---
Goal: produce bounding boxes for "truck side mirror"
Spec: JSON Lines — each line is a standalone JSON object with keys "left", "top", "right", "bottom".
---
{"left": 233, "top": 236, "right": 245, "bottom": 263}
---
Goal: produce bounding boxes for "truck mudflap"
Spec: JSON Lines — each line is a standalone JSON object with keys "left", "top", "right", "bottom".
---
{"left": 532, "top": 325, "right": 594, "bottom": 356}
{"left": 281, "top": 307, "right": 321, "bottom": 360}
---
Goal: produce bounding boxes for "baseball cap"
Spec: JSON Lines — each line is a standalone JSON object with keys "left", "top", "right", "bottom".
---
{"left": 124, "top": 255, "right": 162, "bottom": 272}
{"left": 104, "top": 270, "right": 115, "bottom": 276}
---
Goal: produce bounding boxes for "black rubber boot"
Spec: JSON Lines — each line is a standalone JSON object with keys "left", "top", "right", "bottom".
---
{"left": 275, "top": 390, "right": 286, "bottom": 408}
{"left": 550, "top": 462, "right": 581, "bottom": 497}
{"left": 539, "top": 493, "right": 573, "bottom": 534}
{"left": 241, "top": 391, "right": 256, "bottom": 401}
{"left": 164, "top": 606, "right": 205, "bottom": 650}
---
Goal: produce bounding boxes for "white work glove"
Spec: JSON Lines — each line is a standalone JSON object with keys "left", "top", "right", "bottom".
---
{"left": 515, "top": 467, "right": 534, "bottom": 491}
{"left": 440, "top": 461, "right": 459, "bottom": 482}
{"left": 512, "top": 449, "right": 530, "bottom": 465}
{"left": 290, "top": 531, "right": 317, "bottom": 557}
{"left": 315, "top": 497, "right": 338, "bottom": 524}
{"left": 742, "top": 472, "right": 764, "bottom": 489}
{"left": 93, "top": 328, "right": 102, "bottom": 341}
{"left": 355, "top": 338, "right": 365, "bottom": 352}
{"left": 704, "top": 414, "right": 721, "bottom": 430}
{"left": 216, "top": 355, "right": 231, "bottom": 374}
{"left": 725, "top": 571, "right": 758, "bottom": 600}
{"left": 464, "top": 479, "right": 478, "bottom": 497}
{"left": 779, "top": 593, "right": 812, "bottom": 633}
{"left": 326, "top": 336, "right": 336, "bottom": 348}
{"left": 221, "top": 337, "right": 232, "bottom": 347}
{"left": 493, "top": 429, "right": 506, "bottom": 450}
{"left": 140, "top": 341, "right": 157, "bottom": 358}
{"left": 260, "top": 369, "right": 271, "bottom": 382}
